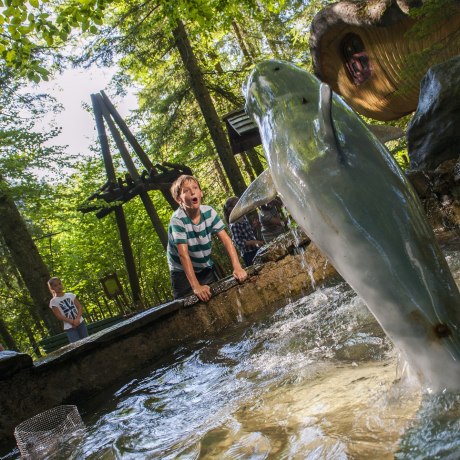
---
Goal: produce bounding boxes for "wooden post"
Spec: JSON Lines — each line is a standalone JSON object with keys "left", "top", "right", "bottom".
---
{"left": 98, "top": 95, "right": 168, "bottom": 249}
{"left": 99, "top": 91, "right": 178, "bottom": 210}
{"left": 102, "top": 297, "right": 114, "bottom": 318}
{"left": 100, "top": 91, "right": 154, "bottom": 170}
{"left": 91, "top": 94, "right": 142, "bottom": 307}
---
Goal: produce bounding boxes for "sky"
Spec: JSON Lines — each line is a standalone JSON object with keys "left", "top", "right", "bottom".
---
{"left": 36, "top": 66, "right": 138, "bottom": 157}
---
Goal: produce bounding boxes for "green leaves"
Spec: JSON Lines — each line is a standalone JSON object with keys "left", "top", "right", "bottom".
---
{"left": 0, "top": 0, "right": 109, "bottom": 81}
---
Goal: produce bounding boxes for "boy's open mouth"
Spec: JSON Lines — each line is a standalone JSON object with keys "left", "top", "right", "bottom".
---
{"left": 192, "top": 198, "right": 199, "bottom": 203}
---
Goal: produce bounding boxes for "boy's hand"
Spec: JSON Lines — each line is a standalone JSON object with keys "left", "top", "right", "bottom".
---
{"left": 233, "top": 267, "right": 248, "bottom": 283}
{"left": 193, "top": 284, "right": 212, "bottom": 302}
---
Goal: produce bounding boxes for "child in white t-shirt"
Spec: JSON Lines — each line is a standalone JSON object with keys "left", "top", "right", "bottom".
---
{"left": 48, "top": 277, "right": 89, "bottom": 344}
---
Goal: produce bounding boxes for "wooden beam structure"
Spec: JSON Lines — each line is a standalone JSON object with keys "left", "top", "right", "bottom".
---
{"left": 85, "top": 92, "right": 193, "bottom": 308}
{"left": 90, "top": 93, "right": 143, "bottom": 307}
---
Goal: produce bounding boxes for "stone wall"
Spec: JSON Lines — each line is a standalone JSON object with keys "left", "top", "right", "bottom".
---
{"left": 0, "top": 238, "right": 337, "bottom": 445}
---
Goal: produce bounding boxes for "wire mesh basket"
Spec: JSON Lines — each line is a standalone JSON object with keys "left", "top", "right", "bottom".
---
{"left": 14, "top": 405, "right": 84, "bottom": 459}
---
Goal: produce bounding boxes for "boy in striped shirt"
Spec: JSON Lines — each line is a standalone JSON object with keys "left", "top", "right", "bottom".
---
{"left": 167, "top": 175, "right": 247, "bottom": 301}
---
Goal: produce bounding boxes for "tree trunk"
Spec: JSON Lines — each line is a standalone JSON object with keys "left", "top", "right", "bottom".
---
{"left": 0, "top": 241, "right": 46, "bottom": 335}
{"left": 24, "top": 323, "right": 42, "bottom": 358}
{"left": 247, "top": 148, "right": 265, "bottom": 176}
{"left": 240, "top": 152, "right": 256, "bottom": 182}
{"left": 173, "top": 20, "right": 247, "bottom": 196}
{"left": 213, "top": 159, "right": 231, "bottom": 195}
{"left": 0, "top": 178, "right": 60, "bottom": 334}
{"left": 232, "top": 20, "right": 253, "bottom": 65}
{"left": 0, "top": 317, "right": 18, "bottom": 350}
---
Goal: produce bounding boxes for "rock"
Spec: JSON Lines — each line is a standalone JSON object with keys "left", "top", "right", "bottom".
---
{"left": 0, "top": 351, "right": 33, "bottom": 380}
{"left": 407, "top": 55, "right": 460, "bottom": 171}
{"left": 253, "top": 228, "right": 310, "bottom": 264}
{"left": 406, "top": 170, "right": 433, "bottom": 199}
{"left": 407, "top": 159, "right": 460, "bottom": 230}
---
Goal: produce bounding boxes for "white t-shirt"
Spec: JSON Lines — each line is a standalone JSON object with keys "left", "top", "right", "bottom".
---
{"left": 49, "top": 293, "right": 83, "bottom": 330}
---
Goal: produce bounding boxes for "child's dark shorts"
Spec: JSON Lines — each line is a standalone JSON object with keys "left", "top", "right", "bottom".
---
{"left": 170, "top": 267, "right": 218, "bottom": 299}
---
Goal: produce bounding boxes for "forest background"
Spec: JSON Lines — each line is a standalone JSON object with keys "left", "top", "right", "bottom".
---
{"left": 0, "top": 0, "right": 415, "bottom": 356}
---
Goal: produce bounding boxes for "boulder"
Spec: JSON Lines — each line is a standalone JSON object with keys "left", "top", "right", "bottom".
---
{"left": 0, "top": 351, "right": 33, "bottom": 380}
{"left": 406, "top": 159, "right": 460, "bottom": 230}
{"left": 407, "top": 55, "right": 460, "bottom": 171}
{"left": 253, "top": 228, "right": 310, "bottom": 264}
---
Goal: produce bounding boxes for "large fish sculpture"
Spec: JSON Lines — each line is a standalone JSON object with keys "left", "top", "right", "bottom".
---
{"left": 230, "top": 60, "right": 460, "bottom": 391}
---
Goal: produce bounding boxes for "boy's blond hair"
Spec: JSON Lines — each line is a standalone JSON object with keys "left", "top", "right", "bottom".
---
{"left": 170, "top": 175, "right": 201, "bottom": 203}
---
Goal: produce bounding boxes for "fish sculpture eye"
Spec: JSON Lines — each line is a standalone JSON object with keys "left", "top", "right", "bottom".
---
{"left": 434, "top": 323, "right": 451, "bottom": 338}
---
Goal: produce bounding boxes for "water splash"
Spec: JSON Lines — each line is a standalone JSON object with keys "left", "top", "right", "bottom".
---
{"left": 235, "top": 289, "right": 244, "bottom": 323}
{"left": 307, "top": 265, "right": 317, "bottom": 290}
{"left": 5, "top": 250, "right": 458, "bottom": 459}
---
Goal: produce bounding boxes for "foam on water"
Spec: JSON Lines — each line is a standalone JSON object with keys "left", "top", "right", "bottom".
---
{"left": 3, "top": 250, "right": 459, "bottom": 459}
{"left": 62, "top": 289, "right": 443, "bottom": 457}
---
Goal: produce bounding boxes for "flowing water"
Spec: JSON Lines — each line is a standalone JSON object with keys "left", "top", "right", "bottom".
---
{"left": 4, "top": 249, "right": 460, "bottom": 459}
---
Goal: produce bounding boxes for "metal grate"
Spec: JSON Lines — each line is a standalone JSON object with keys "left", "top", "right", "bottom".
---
{"left": 14, "top": 405, "right": 84, "bottom": 458}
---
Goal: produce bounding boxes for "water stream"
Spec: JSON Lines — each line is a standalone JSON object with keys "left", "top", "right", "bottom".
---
{"left": 3, "top": 249, "right": 460, "bottom": 459}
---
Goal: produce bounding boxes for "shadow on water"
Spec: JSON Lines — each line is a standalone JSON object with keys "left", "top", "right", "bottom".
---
{"left": 3, "top": 250, "right": 460, "bottom": 459}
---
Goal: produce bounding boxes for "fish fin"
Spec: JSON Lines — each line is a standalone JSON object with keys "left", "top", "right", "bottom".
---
{"left": 319, "top": 83, "right": 346, "bottom": 164}
{"left": 229, "top": 169, "right": 277, "bottom": 223}
{"left": 318, "top": 83, "right": 404, "bottom": 147}
{"left": 366, "top": 124, "right": 405, "bottom": 143}
{"left": 318, "top": 83, "right": 334, "bottom": 142}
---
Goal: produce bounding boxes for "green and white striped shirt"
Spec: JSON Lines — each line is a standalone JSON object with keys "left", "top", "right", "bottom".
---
{"left": 167, "top": 205, "right": 225, "bottom": 272}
